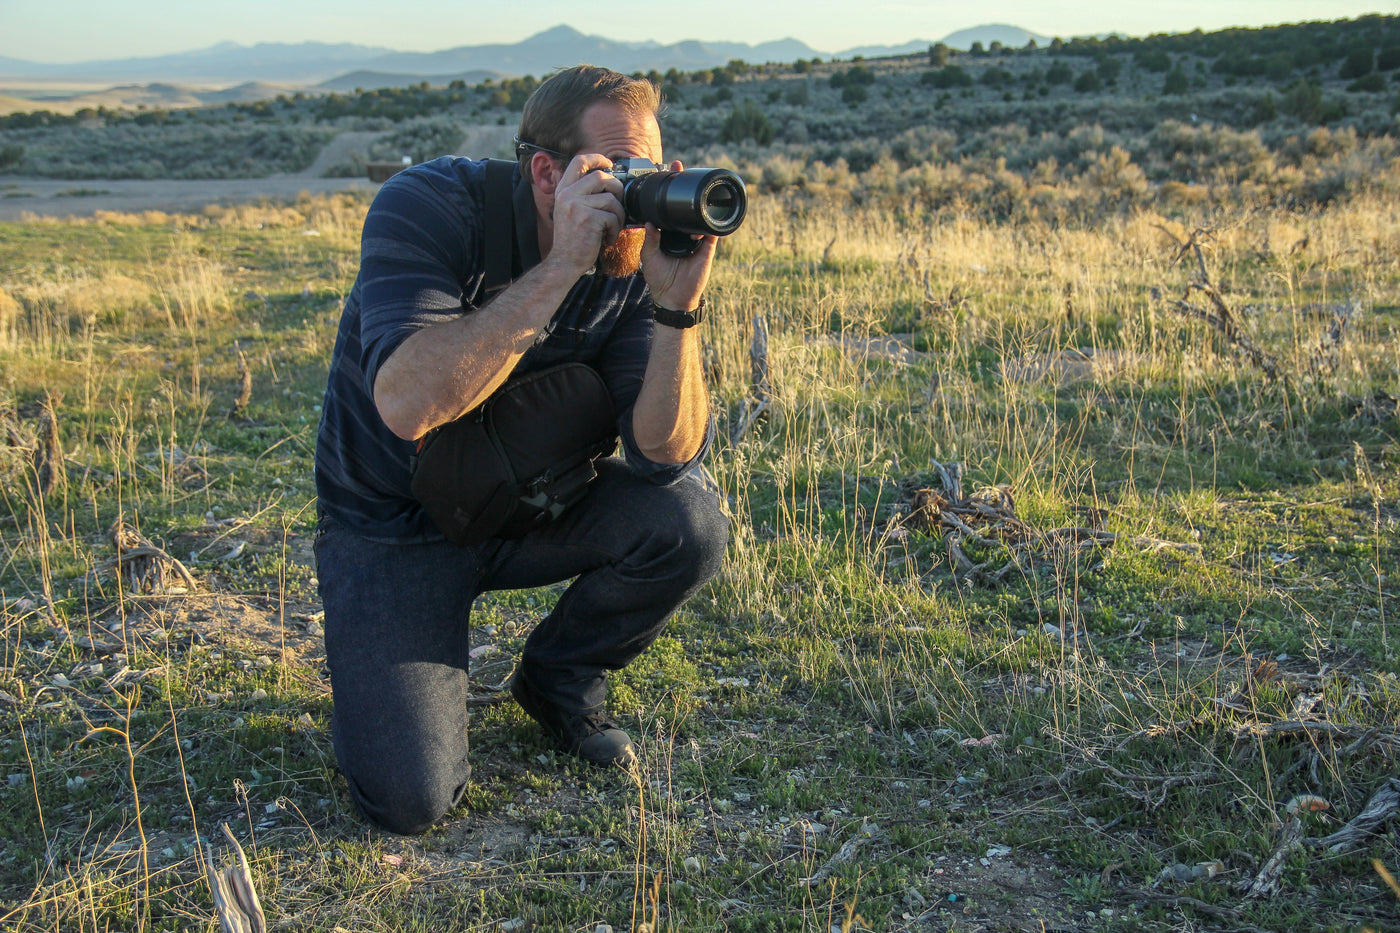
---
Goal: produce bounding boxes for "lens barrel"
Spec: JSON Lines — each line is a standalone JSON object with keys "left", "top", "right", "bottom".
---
{"left": 622, "top": 168, "right": 747, "bottom": 237}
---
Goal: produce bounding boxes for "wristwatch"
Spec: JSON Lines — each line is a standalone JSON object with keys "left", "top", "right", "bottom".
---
{"left": 652, "top": 298, "right": 705, "bottom": 329}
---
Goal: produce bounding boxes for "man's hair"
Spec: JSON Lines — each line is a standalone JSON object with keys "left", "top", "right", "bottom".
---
{"left": 517, "top": 65, "right": 661, "bottom": 172}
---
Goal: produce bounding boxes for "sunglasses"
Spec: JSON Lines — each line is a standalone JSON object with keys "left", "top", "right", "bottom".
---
{"left": 513, "top": 136, "right": 570, "bottom": 162}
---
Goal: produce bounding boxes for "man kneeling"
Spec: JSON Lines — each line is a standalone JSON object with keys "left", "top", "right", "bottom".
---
{"left": 313, "top": 65, "right": 729, "bottom": 834}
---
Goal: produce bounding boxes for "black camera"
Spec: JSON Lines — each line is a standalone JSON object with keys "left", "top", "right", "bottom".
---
{"left": 607, "top": 158, "right": 748, "bottom": 257}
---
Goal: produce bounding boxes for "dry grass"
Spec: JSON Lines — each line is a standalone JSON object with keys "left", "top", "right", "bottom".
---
{"left": 0, "top": 178, "right": 1397, "bottom": 931}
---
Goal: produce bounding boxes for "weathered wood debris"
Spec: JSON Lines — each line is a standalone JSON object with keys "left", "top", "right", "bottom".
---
{"left": 900, "top": 460, "right": 1192, "bottom": 586}
{"left": 100, "top": 519, "right": 198, "bottom": 594}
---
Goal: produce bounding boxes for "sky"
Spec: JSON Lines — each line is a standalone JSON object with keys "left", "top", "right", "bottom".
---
{"left": 0, "top": 0, "right": 1390, "bottom": 63}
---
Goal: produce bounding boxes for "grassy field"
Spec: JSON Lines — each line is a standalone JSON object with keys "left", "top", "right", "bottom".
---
{"left": 0, "top": 170, "right": 1397, "bottom": 932}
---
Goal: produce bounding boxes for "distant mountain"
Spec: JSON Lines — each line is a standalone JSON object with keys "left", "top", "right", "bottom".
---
{"left": 318, "top": 70, "right": 503, "bottom": 93}
{"left": 837, "top": 40, "right": 939, "bottom": 59}
{"left": 353, "top": 26, "right": 827, "bottom": 80}
{"left": 0, "top": 24, "right": 1059, "bottom": 91}
{"left": 0, "top": 55, "right": 47, "bottom": 73}
{"left": 0, "top": 41, "right": 396, "bottom": 84}
{"left": 940, "top": 24, "right": 1052, "bottom": 50}
{"left": 0, "top": 80, "right": 321, "bottom": 115}
{"left": 198, "top": 81, "right": 322, "bottom": 104}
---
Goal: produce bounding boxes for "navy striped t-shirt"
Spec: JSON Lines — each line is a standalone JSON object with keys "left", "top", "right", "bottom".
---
{"left": 314, "top": 156, "right": 712, "bottom": 543}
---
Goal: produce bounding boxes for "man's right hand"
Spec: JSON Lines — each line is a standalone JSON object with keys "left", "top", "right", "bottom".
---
{"left": 543, "top": 153, "right": 627, "bottom": 277}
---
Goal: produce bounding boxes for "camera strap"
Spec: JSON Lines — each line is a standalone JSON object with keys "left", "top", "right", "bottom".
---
{"left": 480, "top": 158, "right": 518, "bottom": 303}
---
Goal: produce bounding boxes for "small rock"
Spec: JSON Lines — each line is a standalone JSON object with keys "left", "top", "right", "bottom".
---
{"left": 683, "top": 856, "right": 701, "bottom": 874}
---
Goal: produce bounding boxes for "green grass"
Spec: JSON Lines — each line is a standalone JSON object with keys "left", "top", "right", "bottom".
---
{"left": 0, "top": 179, "right": 1397, "bottom": 932}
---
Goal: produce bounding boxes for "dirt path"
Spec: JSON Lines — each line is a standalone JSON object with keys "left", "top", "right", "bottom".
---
{"left": 301, "top": 129, "right": 387, "bottom": 177}
{"left": 0, "top": 174, "right": 379, "bottom": 221}
{"left": 455, "top": 124, "right": 516, "bottom": 160}
{"left": 0, "top": 125, "right": 514, "bottom": 221}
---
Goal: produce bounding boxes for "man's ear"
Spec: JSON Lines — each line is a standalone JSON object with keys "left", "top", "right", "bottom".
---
{"left": 528, "top": 150, "right": 563, "bottom": 195}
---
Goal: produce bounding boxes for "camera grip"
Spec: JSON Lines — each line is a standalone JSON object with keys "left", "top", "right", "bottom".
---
{"left": 659, "top": 229, "right": 703, "bottom": 258}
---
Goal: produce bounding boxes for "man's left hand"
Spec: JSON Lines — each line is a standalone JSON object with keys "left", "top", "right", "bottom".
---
{"left": 640, "top": 161, "right": 717, "bottom": 313}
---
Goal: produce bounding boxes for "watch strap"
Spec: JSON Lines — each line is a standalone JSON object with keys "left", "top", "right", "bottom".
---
{"left": 652, "top": 297, "right": 705, "bottom": 329}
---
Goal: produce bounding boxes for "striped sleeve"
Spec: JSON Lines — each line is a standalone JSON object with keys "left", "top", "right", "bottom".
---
{"left": 356, "top": 167, "right": 484, "bottom": 397}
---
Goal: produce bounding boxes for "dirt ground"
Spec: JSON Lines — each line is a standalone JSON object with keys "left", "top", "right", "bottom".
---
{"left": 0, "top": 125, "right": 516, "bottom": 221}
{"left": 0, "top": 173, "right": 379, "bottom": 221}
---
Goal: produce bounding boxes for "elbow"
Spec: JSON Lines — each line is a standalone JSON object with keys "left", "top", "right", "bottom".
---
{"left": 637, "top": 446, "right": 687, "bottom": 467}
{"left": 635, "top": 435, "right": 702, "bottom": 466}
{"left": 380, "top": 406, "right": 428, "bottom": 443}
{"left": 373, "top": 383, "right": 430, "bottom": 442}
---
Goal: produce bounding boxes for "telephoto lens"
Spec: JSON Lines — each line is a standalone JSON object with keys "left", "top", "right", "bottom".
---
{"left": 621, "top": 167, "right": 747, "bottom": 237}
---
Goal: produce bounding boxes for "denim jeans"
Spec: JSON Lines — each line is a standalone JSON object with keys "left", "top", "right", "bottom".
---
{"left": 314, "top": 459, "right": 728, "bottom": 834}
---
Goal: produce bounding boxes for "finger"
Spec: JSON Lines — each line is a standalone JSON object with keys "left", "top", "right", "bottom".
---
{"left": 588, "top": 190, "right": 627, "bottom": 229}
{"left": 640, "top": 223, "right": 662, "bottom": 261}
{"left": 561, "top": 152, "right": 614, "bottom": 185}
{"left": 562, "top": 165, "right": 624, "bottom": 206}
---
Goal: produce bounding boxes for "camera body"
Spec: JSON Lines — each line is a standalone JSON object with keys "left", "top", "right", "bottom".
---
{"left": 605, "top": 158, "right": 748, "bottom": 257}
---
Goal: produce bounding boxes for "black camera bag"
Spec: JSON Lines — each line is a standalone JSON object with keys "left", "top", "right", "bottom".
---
{"left": 410, "top": 362, "right": 618, "bottom": 546}
{"left": 408, "top": 159, "right": 616, "bottom": 546}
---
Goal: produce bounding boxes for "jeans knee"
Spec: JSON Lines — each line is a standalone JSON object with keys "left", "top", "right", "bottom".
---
{"left": 337, "top": 743, "right": 468, "bottom": 835}
{"left": 659, "top": 482, "right": 729, "bottom": 587}
{"left": 347, "top": 769, "right": 465, "bottom": 835}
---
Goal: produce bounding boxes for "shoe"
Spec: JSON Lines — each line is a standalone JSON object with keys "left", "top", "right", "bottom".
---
{"left": 510, "top": 667, "right": 636, "bottom": 767}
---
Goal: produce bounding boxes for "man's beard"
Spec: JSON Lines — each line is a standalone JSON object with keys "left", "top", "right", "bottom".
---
{"left": 597, "top": 227, "right": 644, "bottom": 277}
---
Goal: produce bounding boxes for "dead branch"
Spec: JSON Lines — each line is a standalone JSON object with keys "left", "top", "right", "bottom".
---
{"left": 922, "top": 276, "right": 967, "bottom": 315}
{"left": 1061, "top": 743, "right": 1219, "bottom": 812}
{"left": 100, "top": 520, "right": 197, "bottom": 594}
{"left": 933, "top": 460, "right": 964, "bottom": 502}
{"left": 1243, "top": 816, "right": 1305, "bottom": 899}
{"left": 730, "top": 314, "right": 771, "bottom": 444}
{"left": 1150, "top": 222, "right": 1187, "bottom": 254}
{"left": 749, "top": 313, "right": 770, "bottom": 403}
{"left": 228, "top": 350, "right": 252, "bottom": 419}
{"left": 30, "top": 391, "right": 65, "bottom": 498}
{"left": 1305, "top": 301, "right": 1358, "bottom": 376}
{"left": 1123, "top": 889, "right": 1281, "bottom": 933}
{"left": 1235, "top": 720, "right": 1400, "bottom": 752}
{"left": 1309, "top": 777, "right": 1400, "bottom": 854}
{"left": 1157, "top": 227, "right": 1282, "bottom": 380}
{"left": 901, "top": 462, "right": 1126, "bottom": 586}
{"left": 1166, "top": 288, "right": 1281, "bottom": 381}
{"left": 206, "top": 823, "right": 266, "bottom": 933}
{"left": 797, "top": 820, "right": 883, "bottom": 886}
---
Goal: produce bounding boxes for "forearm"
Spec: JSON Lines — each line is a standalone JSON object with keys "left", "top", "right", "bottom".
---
{"left": 373, "top": 259, "right": 580, "bottom": 440}
{"left": 631, "top": 325, "right": 710, "bottom": 464}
